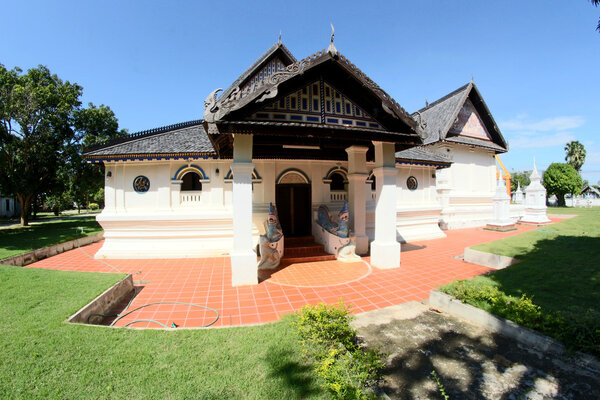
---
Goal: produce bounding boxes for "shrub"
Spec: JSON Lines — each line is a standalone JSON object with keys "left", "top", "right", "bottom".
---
{"left": 292, "top": 301, "right": 385, "bottom": 400}
{"left": 441, "top": 280, "right": 600, "bottom": 357}
{"left": 88, "top": 202, "right": 99, "bottom": 210}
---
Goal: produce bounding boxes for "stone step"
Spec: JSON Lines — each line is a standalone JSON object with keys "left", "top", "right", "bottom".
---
{"left": 280, "top": 253, "right": 336, "bottom": 264}
{"left": 284, "top": 244, "right": 325, "bottom": 257}
{"left": 284, "top": 236, "right": 316, "bottom": 246}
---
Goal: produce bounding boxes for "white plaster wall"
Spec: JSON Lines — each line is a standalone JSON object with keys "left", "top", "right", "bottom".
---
{"left": 432, "top": 143, "right": 497, "bottom": 229}
{"left": 97, "top": 153, "right": 494, "bottom": 259}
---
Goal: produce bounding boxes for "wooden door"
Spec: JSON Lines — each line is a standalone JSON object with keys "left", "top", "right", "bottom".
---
{"left": 275, "top": 184, "right": 311, "bottom": 237}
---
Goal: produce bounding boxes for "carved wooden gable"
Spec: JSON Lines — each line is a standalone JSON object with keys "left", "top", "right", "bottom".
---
{"left": 240, "top": 57, "right": 286, "bottom": 96}
{"left": 248, "top": 80, "right": 383, "bottom": 129}
{"left": 449, "top": 99, "right": 491, "bottom": 140}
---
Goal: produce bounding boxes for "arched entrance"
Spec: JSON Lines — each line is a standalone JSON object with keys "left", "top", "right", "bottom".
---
{"left": 276, "top": 169, "right": 311, "bottom": 237}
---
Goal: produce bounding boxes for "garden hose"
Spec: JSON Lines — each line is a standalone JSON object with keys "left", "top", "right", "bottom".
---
{"left": 109, "top": 301, "right": 219, "bottom": 328}
{"left": 76, "top": 232, "right": 220, "bottom": 329}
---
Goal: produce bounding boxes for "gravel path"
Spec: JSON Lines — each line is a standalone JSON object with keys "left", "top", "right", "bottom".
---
{"left": 353, "top": 302, "right": 600, "bottom": 400}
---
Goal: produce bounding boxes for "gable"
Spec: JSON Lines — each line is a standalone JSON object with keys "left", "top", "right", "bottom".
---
{"left": 249, "top": 80, "right": 383, "bottom": 130}
{"left": 240, "top": 56, "right": 286, "bottom": 95}
{"left": 449, "top": 99, "right": 491, "bottom": 140}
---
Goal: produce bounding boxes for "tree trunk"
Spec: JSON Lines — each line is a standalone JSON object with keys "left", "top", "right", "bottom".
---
{"left": 17, "top": 194, "right": 32, "bottom": 226}
{"left": 557, "top": 194, "right": 566, "bottom": 207}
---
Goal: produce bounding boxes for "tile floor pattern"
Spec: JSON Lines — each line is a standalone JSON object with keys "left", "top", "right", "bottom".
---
{"left": 28, "top": 221, "right": 550, "bottom": 329}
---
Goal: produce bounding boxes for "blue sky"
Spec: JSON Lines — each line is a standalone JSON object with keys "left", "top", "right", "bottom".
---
{"left": 2, "top": 1, "right": 599, "bottom": 183}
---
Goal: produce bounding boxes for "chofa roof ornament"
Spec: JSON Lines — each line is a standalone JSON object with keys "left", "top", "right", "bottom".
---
{"left": 203, "top": 88, "right": 222, "bottom": 123}
{"left": 327, "top": 23, "right": 338, "bottom": 58}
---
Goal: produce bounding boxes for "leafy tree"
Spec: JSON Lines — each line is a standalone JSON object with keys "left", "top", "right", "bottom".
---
{"left": 0, "top": 64, "right": 82, "bottom": 226}
{"left": 543, "top": 163, "right": 583, "bottom": 207}
{"left": 510, "top": 171, "right": 531, "bottom": 192}
{"left": 564, "top": 141, "right": 586, "bottom": 172}
{"left": 60, "top": 104, "right": 126, "bottom": 212}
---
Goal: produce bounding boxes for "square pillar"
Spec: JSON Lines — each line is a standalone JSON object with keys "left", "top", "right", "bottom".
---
{"left": 370, "top": 141, "right": 400, "bottom": 268}
{"left": 346, "top": 146, "right": 369, "bottom": 254}
{"left": 230, "top": 134, "right": 257, "bottom": 286}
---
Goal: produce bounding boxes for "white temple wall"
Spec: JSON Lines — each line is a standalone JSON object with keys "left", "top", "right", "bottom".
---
{"left": 95, "top": 152, "right": 497, "bottom": 259}
{"left": 433, "top": 144, "right": 498, "bottom": 229}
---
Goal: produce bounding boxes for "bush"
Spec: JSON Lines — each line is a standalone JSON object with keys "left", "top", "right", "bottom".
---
{"left": 441, "top": 280, "right": 600, "bottom": 357}
{"left": 543, "top": 163, "right": 583, "bottom": 207}
{"left": 292, "top": 301, "right": 385, "bottom": 400}
{"left": 88, "top": 202, "right": 99, "bottom": 210}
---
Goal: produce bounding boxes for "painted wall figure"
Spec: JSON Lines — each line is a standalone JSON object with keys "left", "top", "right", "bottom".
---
{"left": 317, "top": 201, "right": 349, "bottom": 238}
{"left": 257, "top": 203, "right": 284, "bottom": 270}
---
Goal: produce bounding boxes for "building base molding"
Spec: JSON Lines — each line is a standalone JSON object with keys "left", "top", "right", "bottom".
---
{"left": 231, "top": 251, "right": 258, "bottom": 286}
{"left": 370, "top": 240, "right": 400, "bottom": 269}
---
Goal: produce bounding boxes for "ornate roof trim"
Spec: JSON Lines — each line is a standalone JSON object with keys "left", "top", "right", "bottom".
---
{"left": 204, "top": 47, "right": 424, "bottom": 139}
{"left": 84, "top": 119, "right": 204, "bottom": 153}
{"left": 86, "top": 153, "right": 217, "bottom": 163}
{"left": 220, "top": 120, "right": 418, "bottom": 138}
{"left": 219, "top": 42, "right": 297, "bottom": 102}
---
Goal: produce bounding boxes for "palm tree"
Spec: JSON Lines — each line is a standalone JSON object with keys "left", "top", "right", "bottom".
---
{"left": 593, "top": 0, "right": 600, "bottom": 31}
{"left": 564, "top": 140, "right": 586, "bottom": 172}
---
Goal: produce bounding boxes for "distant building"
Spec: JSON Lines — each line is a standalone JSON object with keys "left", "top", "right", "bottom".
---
{"left": 581, "top": 185, "right": 600, "bottom": 199}
{"left": 0, "top": 196, "right": 19, "bottom": 218}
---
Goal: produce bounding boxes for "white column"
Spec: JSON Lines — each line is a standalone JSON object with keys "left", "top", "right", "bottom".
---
{"left": 346, "top": 146, "right": 369, "bottom": 254}
{"left": 370, "top": 141, "right": 401, "bottom": 268}
{"left": 230, "top": 134, "right": 257, "bottom": 286}
{"left": 104, "top": 164, "right": 116, "bottom": 211}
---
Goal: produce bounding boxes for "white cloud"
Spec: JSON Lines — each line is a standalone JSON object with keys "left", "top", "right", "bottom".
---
{"left": 501, "top": 115, "right": 585, "bottom": 132}
{"left": 499, "top": 114, "right": 585, "bottom": 150}
{"left": 508, "top": 131, "right": 575, "bottom": 149}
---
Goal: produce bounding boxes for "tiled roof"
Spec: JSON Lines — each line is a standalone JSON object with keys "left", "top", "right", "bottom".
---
{"left": 395, "top": 146, "right": 451, "bottom": 164}
{"left": 413, "top": 83, "right": 471, "bottom": 144}
{"left": 444, "top": 135, "right": 506, "bottom": 152}
{"left": 84, "top": 121, "right": 215, "bottom": 159}
{"left": 412, "top": 82, "right": 508, "bottom": 153}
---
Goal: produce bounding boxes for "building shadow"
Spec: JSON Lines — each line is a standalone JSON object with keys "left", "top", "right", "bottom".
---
{"left": 484, "top": 235, "right": 600, "bottom": 317}
{"left": 264, "top": 347, "right": 323, "bottom": 399}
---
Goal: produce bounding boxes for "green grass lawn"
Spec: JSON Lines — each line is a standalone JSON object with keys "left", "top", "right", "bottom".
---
{"left": 0, "top": 266, "right": 329, "bottom": 399}
{"left": 0, "top": 217, "right": 103, "bottom": 260}
{"left": 442, "top": 207, "right": 600, "bottom": 355}
{"left": 469, "top": 207, "right": 600, "bottom": 315}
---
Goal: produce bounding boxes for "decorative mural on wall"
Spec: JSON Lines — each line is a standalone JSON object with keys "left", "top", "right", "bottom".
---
{"left": 249, "top": 80, "right": 382, "bottom": 130}
{"left": 133, "top": 176, "right": 150, "bottom": 193}
{"left": 449, "top": 99, "right": 491, "bottom": 140}
{"left": 257, "top": 203, "right": 284, "bottom": 270}
{"left": 406, "top": 176, "right": 418, "bottom": 191}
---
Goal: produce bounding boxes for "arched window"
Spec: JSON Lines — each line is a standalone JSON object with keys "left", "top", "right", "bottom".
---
{"left": 330, "top": 172, "right": 346, "bottom": 191}
{"left": 181, "top": 172, "right": 202, "bottom": 191}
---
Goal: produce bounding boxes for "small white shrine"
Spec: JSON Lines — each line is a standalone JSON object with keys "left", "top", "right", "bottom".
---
{"left": 520, "top": 160, "right": 551, "bottom": 224}
{"left": 514, "top": 182, "right": 524, "bottom": 204}
{"left": 486, "top": 178, "right": 516, "bottom": 231}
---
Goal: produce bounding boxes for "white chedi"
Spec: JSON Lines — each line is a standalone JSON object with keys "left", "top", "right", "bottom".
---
{"left": 514, "top": 182, "right": 524, "bottom": 204}
{"left": 487, "top": 178, "right": 515, "bottom": 229}
{"left": 520, "top": 159, "right": 551, "bottom": 224}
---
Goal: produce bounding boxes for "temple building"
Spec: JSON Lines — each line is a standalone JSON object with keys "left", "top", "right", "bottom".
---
{"left": 84, "top": 40, "right": 517, "bottom": 285}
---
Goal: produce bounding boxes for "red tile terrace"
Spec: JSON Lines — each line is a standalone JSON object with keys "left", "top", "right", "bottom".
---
{"left": 27, "top": 222, "right": 551, "bottom": 328}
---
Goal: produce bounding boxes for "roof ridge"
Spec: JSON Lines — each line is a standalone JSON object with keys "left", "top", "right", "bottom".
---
{"left": 413, "top": 82, "right": 471, "bottom": 115}
{"left": 84, "top": 119, "right": 203, "bottom": 153}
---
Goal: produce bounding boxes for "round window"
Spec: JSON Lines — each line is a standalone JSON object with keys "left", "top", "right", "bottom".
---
{"left": 133, "top": 176, "right": 150, "bottom": 193}
{"left": 406, "top": 176, "right": 418, "bottom": 191}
